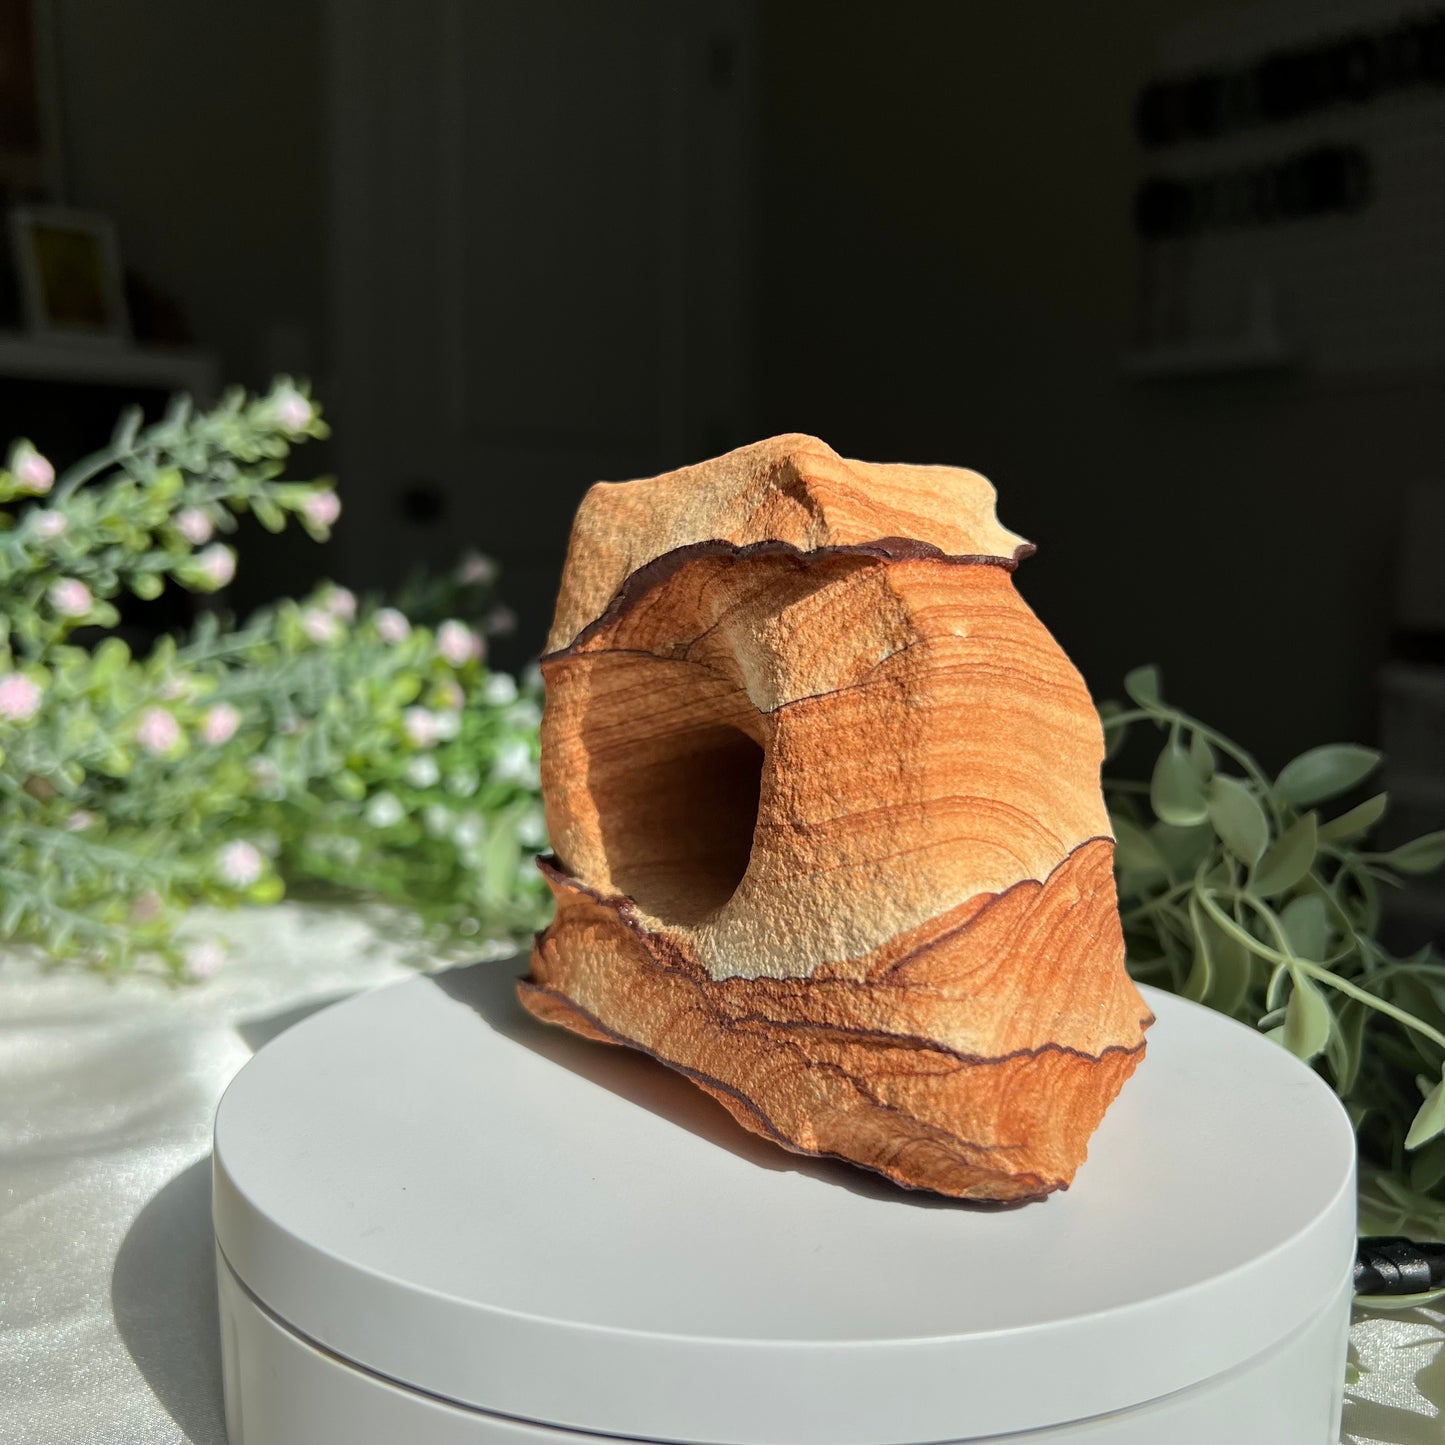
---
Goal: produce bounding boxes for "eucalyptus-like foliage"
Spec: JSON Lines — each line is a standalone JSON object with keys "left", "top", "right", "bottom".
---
{"left": 0, "top": 383, "right": 548, "bottom": 980}
{"left": 1104, "top": 667, "right": 1445, "bottom": 1243}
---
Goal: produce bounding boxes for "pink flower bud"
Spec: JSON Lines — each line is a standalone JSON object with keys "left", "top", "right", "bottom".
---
{"left": 403, "top": 707, "right": 441, "bottom": 748}
{"left": 135, "top": 707, "right": 182, "bottom": 755}
{"left": 201, "top": 703, "right": 241, "bottom": 745}
{"left": 184, "top": 938, "right": 228, "bottom": 980}
{"left": 273, "top": 386, "right": 314, "bottom": 434}
{"left": 374, "top": 607, "right": 411, "bottom": 643}
{"left": 49, "top": 578, "right": 92, "bottom": 617}
{"left": 11, "top": 442, "right": 54, "bottom": 494}
{"left": 457, "top": 551, "right": 497, "bottom": 585}
{"left": 215, "top": 840, "right": 264, "bottom": 888}
{"left": 301, "top": 608, "right": 340, "bottom": 644}
{"left": 0, "top": 672, "right": 42, "bottom": 721}
{"left": 436, "top": 619, "right": 480, "bottom": 668}
{"left": 174, "top": 508, "right": 214, "bottom": 545}
{"left": 64, "top": 809, "right": 96, "bottom": 831}
{"left": 302, "top": 490, "right": 341, "bottom": 528}
{"left": 130, "top": 890, "right": 163, "bottom": 923}
{"left": 195, "top": 544, "right": 236, "bottom": 589}
{"left": 325, "top": 586, "right": 357, "bottom": 621}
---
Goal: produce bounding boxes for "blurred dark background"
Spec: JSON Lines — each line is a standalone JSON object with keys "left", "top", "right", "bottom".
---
{"left": 3, "top": 0, "right": 1443, "bottom": 932}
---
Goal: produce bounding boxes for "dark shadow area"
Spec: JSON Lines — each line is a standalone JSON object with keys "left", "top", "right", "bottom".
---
{"left": 236, "top": 991, "right": 354, "bottom": 1053}
{"left": 430, "top": 960, "right": 1026, "bottom": 1211}
{"left": 111, "top": 1156, "right": 226, "bottom": 1445}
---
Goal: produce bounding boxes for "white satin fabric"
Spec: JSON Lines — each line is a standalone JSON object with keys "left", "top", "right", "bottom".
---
{"left": 0, "top": 904, "right": 1439, "bottom": 1445}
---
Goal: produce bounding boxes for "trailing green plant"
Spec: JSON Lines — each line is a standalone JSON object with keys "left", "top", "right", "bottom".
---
{"left": 0, "top": 382, "right": 548, "bottom": 981}
{"left": 1103, "top": 666, "right": 1445, "bottom": 1249}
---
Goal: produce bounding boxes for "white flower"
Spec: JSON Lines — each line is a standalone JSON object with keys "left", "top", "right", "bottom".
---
{"left": 0, "top": 672, "right": 42, "bottom": 721}
{"left": 424, "top": 803, "right": 452, "bottom": 837}
{"left": 49, "top": 578, "right": 92, "bottom": 617}
{"left": 403, "top": 707, "right": 440, "bottom": 747}
{"left": 135, "top": 707, "right": 181, "bottom": 754}
{"left": 63, "top": 809, "right": 96, "bottom": 831}
{"left": 302, "top": 490, "right": 341, "bottom": 528}
{"left": 444, "top": 768, "right": 479, "bottom": 798}
{"left": 160, "top": 675, "right": 194, "bottom": 701}
{"left": 215, "top": 840, "right": 264, "bottom": 888}
{"left": 301, "top": 608, "right": 341, "bottom": 645}
{"left": 30, "top": 508, "right": 66, "bottom": 540}
{"left": 457, "top": 551, "right": 497, "bottom": 586}
{"left": 436, "top": 619, "right": 479, "bottom": 668}
{"left": 492, "top": 738, "right": 537, "bottom": 784}
{"left": 11, "top": 442, "right": 54, "bottom": 494}
{"left": 432, "top": 709, "right": 461, "bottom": 740}
{"left": 482, "top": 673, "right": 518, "bottom": 706}
{"left": 507, "top": 699, "right": 542, "bottom": 730}
{"left": 195, "top": 544, "right": 236, "bottom": 589}
{"left": 374, "top": 607, "right": 411, "bottom": 643}
{"left": 248, "top": 757, "right": 282, "bottom": 794}
{"left": 365, "top": 792, "right": 405, "bottom": 829}
{"left": 484, "top": 605, "right": 517, "bottom": 636}
{"left": 174, "top": 507, "right": 213, "bottom": 545}
{"left": 272, "top": 385, "right": 314, "bottom": 434}
{"left": 201, "top": 703, "right": 241, "bottom": 745}
{"left": 405, "top": 755, "right": 440, "bottom": 788}
{"left": 325, "top": 586, "right": 357, "bottom": 621}
{"left": 453, "top": 813, "right": 486, "bottom": 849}
{"left": 184, "top": 938, "right": 228, "bottom": 980}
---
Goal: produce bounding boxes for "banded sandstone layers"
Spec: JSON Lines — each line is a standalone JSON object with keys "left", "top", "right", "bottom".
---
{"left": 520, "top": 435, "right": 1151, "bottom": 1201}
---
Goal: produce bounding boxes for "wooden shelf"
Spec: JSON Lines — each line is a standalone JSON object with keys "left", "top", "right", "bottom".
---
{"left": 0, "top": 333, "right": 221, "bottom": 400}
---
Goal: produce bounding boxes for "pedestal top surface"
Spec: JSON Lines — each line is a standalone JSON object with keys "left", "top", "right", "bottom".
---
{"left": 213, "top": 964, "right": 1355, "bottom": 1443}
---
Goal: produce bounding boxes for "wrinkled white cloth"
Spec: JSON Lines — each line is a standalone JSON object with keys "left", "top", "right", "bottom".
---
{"left": 0, "top": 904, "right": 1440, "bottom": 1445}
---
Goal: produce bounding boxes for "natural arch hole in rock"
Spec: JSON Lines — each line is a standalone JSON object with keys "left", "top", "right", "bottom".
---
{"left": 584, "top": 662, "right": 766, "bottom": 927}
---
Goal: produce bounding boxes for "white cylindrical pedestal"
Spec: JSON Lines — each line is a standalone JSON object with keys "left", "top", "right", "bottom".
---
{"left": 214, "top": 967, "right": 1355, "bottom": 1444}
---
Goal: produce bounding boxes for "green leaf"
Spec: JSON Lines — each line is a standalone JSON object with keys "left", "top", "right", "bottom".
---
{"left": 1317, "top": 792, "right": 1387, "bottom": 843}
{"left": 1283, "top": 971, "right": 1332, "bottom": 1061}
{"left": 1252, "top": 813, "right": 1318, "bottom": 898}
{"left": 253, "top": 498, "right": 287, "bottom": 533}
{"left": 1188, "top": 731, "right": 1215, "bottom": 782}
{"left": 1405, "top": 1074, "right": 1445, "bottom": 1150}
{"left": 1150, "top": 742, "right": 1209, "bottom": 826}
{"left": 1110, "top": 814, "right": 1165, "bottom": 874}
{"left": 1208, "top": 775, "right": 1269, "bottom": 867}
{"left": 1379, "top": 831, "right": 1445, "bottom": 876}
{"left": 1275, "top": 744, "right": 1381, "bottom": 808}
{"left": 1201, "top": 915, "right": 1253, "bottom": 1016}
{"left": 1325, "top": 999, "right": 1367, "bottom": 1096}
{"left": 1410, "top": 1137, "right": 1445, "bottom": 1193}
{"left": 1123, "top": 665, "right": 1161, "bottom": 709}
{"left": 1183, "top": 899, "right": 1213, "bottom": 1002}
{"left": 1150, "top": 821, "right": 1215, "bottom": 877}
{"left": 1182, "top": 942, "right": 1211, "bottom": 1002}
{"left": 1280, "top": 894, "right": 1329, "bottom": 960}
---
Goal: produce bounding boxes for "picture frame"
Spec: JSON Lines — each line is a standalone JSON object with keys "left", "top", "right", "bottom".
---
{"left": 10, "top": 204, "right": 129, "bottom": 343}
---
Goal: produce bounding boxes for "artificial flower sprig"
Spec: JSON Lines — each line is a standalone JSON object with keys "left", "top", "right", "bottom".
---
{"left": 1104, "top": 666, "right": 1445, "bottom": 1238}
{"left": 0, "top": 384, "right": 548, "bottom": 980}
{"left": 0, "top": 380, "right": 335, "bottom": 661}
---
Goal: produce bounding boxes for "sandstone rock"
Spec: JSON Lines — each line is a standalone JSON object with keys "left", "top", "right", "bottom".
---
{"left": 520, "top": 434, "right": 1150, "bottom": 1201}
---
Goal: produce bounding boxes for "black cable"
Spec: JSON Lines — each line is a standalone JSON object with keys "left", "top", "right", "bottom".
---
{"left": 1355, "top": 1237, "right": 1445, "bottom": 1297}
